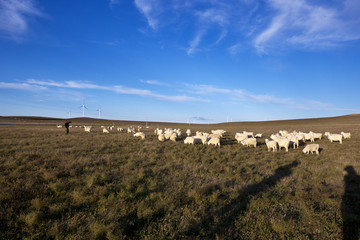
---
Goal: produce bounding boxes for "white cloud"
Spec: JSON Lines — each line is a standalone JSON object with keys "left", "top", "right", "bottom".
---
{"left": 140, "top": 79, "right": 170, "bottom": 86}
{"left": 16, "top": 79, "right": 209, "bottom": 102}
{"left": 253, "top": 0, "right": 360, "bottom": 52}
{"left": 187, "top": 29, "right": 205, "bottom": 55}
{"left": 134, "top": 0, "right": 160, "bottom": 30}
{"left": 0, "top": 81, "right": 47, "bottom": 91}
{"left": 0, "top": 0, "right": 44, "bottom": 38}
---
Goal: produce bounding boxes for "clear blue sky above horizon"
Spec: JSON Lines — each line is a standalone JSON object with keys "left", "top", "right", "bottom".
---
{"left": 1, "top": 0, "right": 360, "bottom": 123}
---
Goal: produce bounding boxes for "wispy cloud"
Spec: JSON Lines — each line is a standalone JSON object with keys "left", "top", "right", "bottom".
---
{"left": 253, "top": 0, "right": 360, "bottom": 52}
{"left": 0, "top": 81, "right": 47, "bottom": 91}
{"left": 3, "top": 79, "right": 208, "bottom": 103}
{"left": 184, "top": 83, "right": 335, "bottom": 110}
{"left": 134, "top": 0, "right": 160, "bottom": 30}
{"left": 187, "top": 29, "right": 206, "bottom": 55}
{"left": 131, "top": 0, "right": 360, "bottom": 54}
{"left": 140, "top": 79, "right": 170, "bottom": 86}
{"left": 0, "top": 0, "right": 44, "bottom": 39}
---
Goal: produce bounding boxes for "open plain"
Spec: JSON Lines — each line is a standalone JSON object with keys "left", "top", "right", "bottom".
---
{"left": 0, "top": 114, "right": 359, "bottom": 239}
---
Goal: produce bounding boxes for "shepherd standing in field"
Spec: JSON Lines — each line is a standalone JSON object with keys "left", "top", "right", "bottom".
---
{"left": 65, "top": 121, "right": 71, "bottom": 134}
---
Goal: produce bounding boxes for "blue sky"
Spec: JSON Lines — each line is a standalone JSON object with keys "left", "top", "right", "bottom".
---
{"left": 0, "top": 0, "right": 359, "bottom": 123}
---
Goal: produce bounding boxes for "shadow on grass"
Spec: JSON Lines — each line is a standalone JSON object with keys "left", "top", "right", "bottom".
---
{"left": 181, "top": 160, "right": 300, "bottom": 238}
{"left": 342, "top": 166, "right": 360, "bottom": 240}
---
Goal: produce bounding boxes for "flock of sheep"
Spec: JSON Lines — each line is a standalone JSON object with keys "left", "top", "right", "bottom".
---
{"left": 60, "top": 124, "right": 351, "bottom": 155}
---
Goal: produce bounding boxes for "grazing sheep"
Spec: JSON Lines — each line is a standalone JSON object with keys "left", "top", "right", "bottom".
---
{"left": 158, "top": 134, "right": 165, "bottom": 142}
{"left": 243, "top": 131, "right": 254, "bottom": 138}
{"left": 265, "top": 139, "right": 277, "bottom": 152}
{"left": 134, "top": 132, "right": 146, "bottom": 140}
{"left": 170, "top": 134, "right": 177, "bottom": 142}
{"left": 208, "top": 133, "right": 221, "bottom": 139}
{"left": 341, "top": 132, "right": 351, "bottom": 139}
{"left": 289, "top": 136, "right": 299, "bottom": 149}
{"left": 184, "top": 137, "right": 195, "bottom": 144}
{"left": 279, "top": 130, "right": 289, "bottom": 137}
{"left": 186, "top": 129, "right": 191, "bottom": 137}
{"left": 255, "top": 133, "right": 263, "bottom": 138}
{"left": 273, "top": 136, "right": 290, "bottom": 152}
{"left": 57, "top": 125, "right": 63, "bottom": 128}
{"left": 117, "top": 127, "right": 125, "bottom": 132}
{"left": 325, "top": 132, "right": 343, "bottom": 144}
{"left": 304, "top": 132, "right": 315, "bottom": 142}
{"left": 212, "top": 129, "right": 226, "bottom": 136}
{"left": 302, "top": 144, "right": 320, "bottom": 155}
{"left": 241, "top": 138, "right": 257, "bottom": 148}
{"left": 309, "top": 131, "right": 322, "bottom": 140}
{"left": 84, "top": 126, "right": 93, "bottom": 133}
{"left": 201, "top": 136, "right": 209, "bottom": 145}
{"left": 103, "top": 128, "right": 110, "bottom": 134}
{"left": 207, "top": 138, "right": 220, "bottom": 147}
{"left": 235, "top": 133, "right": 248, "bottom": 143}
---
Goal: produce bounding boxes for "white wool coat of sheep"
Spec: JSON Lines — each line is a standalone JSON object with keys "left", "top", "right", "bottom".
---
{"left": 302, "top": 144, "right": 320, "bottom": 155}
{"left": 241, "top": 138, "right": 257, "bottom": 148}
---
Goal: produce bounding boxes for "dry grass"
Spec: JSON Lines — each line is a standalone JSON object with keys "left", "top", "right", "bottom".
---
{"left": 0, "top": 115, "right": 359, "bottom": 239}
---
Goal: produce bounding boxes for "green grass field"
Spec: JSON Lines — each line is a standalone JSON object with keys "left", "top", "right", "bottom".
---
{"left": 0, "top": 115, "right": 359, "bottom": 239}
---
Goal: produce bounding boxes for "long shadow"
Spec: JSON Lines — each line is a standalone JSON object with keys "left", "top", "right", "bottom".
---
{"left": 342, "top": 166, "right": 360, "bottom": 240}
{"left": 180, "top": 160, "right": 299, "bottom": 238}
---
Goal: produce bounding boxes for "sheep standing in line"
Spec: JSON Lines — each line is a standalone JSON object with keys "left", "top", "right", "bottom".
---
{"left": 265, "top": 139, "right": 277, "bottom": 152}
{"left": 289, "top": 136, "right": 299, "bottom": 149}
{"left": 184, "top": 137, "right": 195, "bottom": 144}
{"left": 235, "top": 133, "right": 248, "bottom": 143}
{"left": 103, "top": 128, "right": 109, "bottom": 134}
{"left": 272, "top": 136, "right": 290, "bottom": 152}
{"left": 207, "top": 138, "right": 220, "bottom": 147}
{"left": 325, "top": 132, "right": 343, "bottom": 144}
{"left": 341, "top": 132, "right": 351, "bottom": 139}
{"left": 241, "top": 138, "right": 257, "bottom": 148}
{"left": 302, "top": 144, "right": 320, "bottom": 155}
{"left": 310, "top": 131, "right": 322, "bottom": 140}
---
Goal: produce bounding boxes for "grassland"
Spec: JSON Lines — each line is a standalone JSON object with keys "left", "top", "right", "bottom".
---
{"left": 0, "top": 115, "right": 359, "bottom": 239}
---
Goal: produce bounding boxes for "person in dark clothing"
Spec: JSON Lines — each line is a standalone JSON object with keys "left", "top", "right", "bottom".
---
{"left": 65, "top": 121, "right": 71, "bottom": 134}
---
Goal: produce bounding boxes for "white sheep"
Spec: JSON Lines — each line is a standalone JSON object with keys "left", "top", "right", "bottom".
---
{"left": 243, "top": 131, "right": 254, "bottom": 138}
{"left": 341, "top": 132, "right": 351, "bottom": 139}
{"left": 84, "top": 126, "right": 93, "bottom": 133}
{"left": 117, "top": 127, "right": 125, "bottom": 132}
{"left": 304, "top": 132, "right": 315, "bottom": 142}
{"left": 235, "top": 133, "right": 248, "bottom": 143}
{"left": 103, "top": 128, "right": 110, "bottom": 134}
{"left": 170, "top": 134, "right": 177, "bottom": 142}
{"left": 57, "top": 125, "right": 63, "bottom": 128}
{"left": 309, "top": 131, "right": 322, "bottom": 140}
{"left": 255, "top": 133, "right": 263, "bottom": 138}
{"left": 186, "top": 129, "right": 191, "bottom": 137}
{"left": 302, "top": 144, "right": 320, "bottom": 155}
{"left": 272, "top": 136, "right": 290, "bottom": 152}
{"left": 325, "top": 132, "right": 343, "bottom": 144}
{"left": 134, "top": 132, "right": 146, "bottom": 140}
{"left": 184, "top": 137, "right": 195, "bottom": 144}
{"left": 288, "top": 136, "right": 299, "bottom": 149}
{"left": 265, "top": 139, "right": 277, "bottom": 152}
{"left": 158, "top": 134, "right": 165, "bottom": 142}
{"left": 241, "top": 138, "right": 257, "bottom": 148}
{"left": 212, "top": 129, "right": 226, "bottom": 136}
{"left": 207, "top": 138, "right": 220, "bottom": 147}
